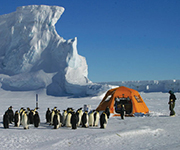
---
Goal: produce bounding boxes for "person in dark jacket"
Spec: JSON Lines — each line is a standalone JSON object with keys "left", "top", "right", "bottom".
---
{"left": 168, "top": 90, "right": 177, "bottom": 116}
{"left": 119, "top": 105, "right": 125, "bottom": 119}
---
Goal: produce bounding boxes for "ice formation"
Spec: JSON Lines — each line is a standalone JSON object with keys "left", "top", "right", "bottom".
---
{"left": 0, "top": 5, "right": 101, "bottom": 96}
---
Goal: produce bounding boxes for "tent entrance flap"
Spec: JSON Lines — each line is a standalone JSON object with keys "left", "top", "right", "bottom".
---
{"left": 114, "top": 97, "right": 132, "bottom": 114}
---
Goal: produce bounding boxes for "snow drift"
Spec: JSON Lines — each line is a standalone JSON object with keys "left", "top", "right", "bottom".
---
{"left": 0, "top": 5, "right": 107, "bottom": 96}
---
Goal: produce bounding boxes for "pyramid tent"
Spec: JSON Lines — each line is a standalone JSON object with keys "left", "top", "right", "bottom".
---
{"left": 96, "top": 86, "right": 149, "bottom": 116}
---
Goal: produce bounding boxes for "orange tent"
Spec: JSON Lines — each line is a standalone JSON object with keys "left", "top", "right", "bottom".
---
{"left": 96, "top": 86, "right": 149, "bottom": 116}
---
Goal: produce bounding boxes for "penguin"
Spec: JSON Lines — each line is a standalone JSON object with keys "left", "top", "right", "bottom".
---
{"left": 50, "top": 107, "right": 57, "bottom": 125}
{"left": 88, "top": 110, "right": 94, "bottom": 127}
{"left": 100, "top": 112, "right": 108, "bottom": 129}
{"left": 71, "top": 112, "right": 78, "bottom": 129}
{"left": 53, "top": 111, "right": 59, "bottom": 129}
{"left": 20, "top": 108, "right": 25, "bottom": 125}
{"left": 76, "top": 108, "right": 83, "bottom": 127}
{"left": 65, "top": 111, "right": 72, "bottom": 127}
{"left": 26, "top": 107, "right": 31, "bottom": 124}
{"left": 67, "top": 107, "right": 73, "bottom": 113}
{"left": 105, "top": 107, "right": 110, "bottom": 119}
{"left": 62, "top": 110, "right": 67, "bottom": 126}
{"left": 33, "top": 111, "right": 40, "bottom": 128}
{"left": 57, "top": 110, "right": 62, "bottom": 127}
{"left": 81, "top": 111, "right": 89, "bottom": 128}
{"left": 14, "top": 110, "right": 20, "bottom": 127}
{"left": 53, "top": 110, "right": 61, "bottom": 129}
{"left": 27, "top": 107, "right": 31, "bottom": 115}
{"left": 45, "top": 108, "right": 51, "bottom": 123}
{"left": 58, "top": 110, "right": 63, "bottom": 127}
{"left": 93, "top": 110, "right": 100, "bottom": 127}
{"left": 7, "top": 106, "right": 14, "bottom": 123}
{"left": 3, "top": 111, "right": 9, "bottom": 129}
{"left": 21, "top": 111, "right": 29, "bottom": 129}
{"left": 28, "top": 108, "right": 36, "bottom": 124}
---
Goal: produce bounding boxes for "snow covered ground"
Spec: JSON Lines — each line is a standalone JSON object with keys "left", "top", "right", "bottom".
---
{"left": 0, "top": 89, "right": 180, "bottom": 150}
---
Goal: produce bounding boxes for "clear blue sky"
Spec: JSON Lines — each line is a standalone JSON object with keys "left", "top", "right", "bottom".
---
{"left": 0, "top": 0, "right": 180, "bottom": 82}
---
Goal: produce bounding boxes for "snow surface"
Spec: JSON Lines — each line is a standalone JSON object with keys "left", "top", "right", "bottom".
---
{"left": 0, "top": 89, "right": 180, "bottom": 150}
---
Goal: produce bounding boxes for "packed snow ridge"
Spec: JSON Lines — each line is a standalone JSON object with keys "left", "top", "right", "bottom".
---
{"left": 0, "top": 5, "right": 178, "bottom": 96}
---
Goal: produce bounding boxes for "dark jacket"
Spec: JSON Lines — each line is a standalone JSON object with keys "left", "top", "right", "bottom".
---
{"left": 169, "top": 93, "right": 176, "bottom": 103}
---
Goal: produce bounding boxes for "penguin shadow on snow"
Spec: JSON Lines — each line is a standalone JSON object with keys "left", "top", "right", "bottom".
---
{"left": 0, "top": 123, "right": 26, "bottom": 130}
{"left": 158, "top": 115, "right": 170, "bottom": 117}
{"left": 38, "top": 122, "right": 54, "bottom": 129}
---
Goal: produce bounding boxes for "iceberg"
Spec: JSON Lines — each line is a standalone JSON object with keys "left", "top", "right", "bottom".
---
{"left": 0, "top": 5, "right": 106, "bottom": 96}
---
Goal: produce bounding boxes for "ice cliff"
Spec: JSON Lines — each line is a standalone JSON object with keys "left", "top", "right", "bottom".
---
{"left": 0, "top": 5, "right": 106, "bottom": 96}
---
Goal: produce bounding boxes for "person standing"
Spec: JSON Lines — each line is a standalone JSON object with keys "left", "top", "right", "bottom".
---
{"left": 168, "top": 90, "right": 177, "bottom": 116}
{"left": 119, "top": 105, "right": 125, "bottom": 119}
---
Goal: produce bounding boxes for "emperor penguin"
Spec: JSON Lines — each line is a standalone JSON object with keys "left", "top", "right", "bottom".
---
{"left": 7, "top": 106, "right": 14, "bottom": 123}
{"left": 26, "top": 107, "right": 31, "bottom": 115}
{"left": 66, "top": 107, "right": 74, "bottom": 127}
{"left": 100, "top": 112, "right": 108, "bottom": 129}
{"left": 53, "top": 111, "right": 59, "bottom": 129}
{"left": 82, "top": 111, "right": 89, "bottom": 128}
{"left": 62, "top": 110, "right": 67, "bottom": 126}
{"left": 20, "top": 108, "right": 26, "bottom": 125}
{"left": 46, "top": 108, "right": 51, "bottom": 123}
{"left": 67, "top": 107, "right": 73, "bottom": 113}
{"left": 26, "top": 107, "right": 31, "bottom": 124}
{"left": 50, "top": 107, "right": 57, "bottom": 125}
{"left": 105, "top": 107, "right": 110, "bottom": 119}
{"left": 88, "top": 110, "right": 95, "bottom": 127}
{"left": 93, "top": 110, "right": 100, "bottom": 127}
{"left": 33, "top": 111, "right": 40, "bottom": 128}
{"left": 71, "top": 112, "right": 78, "bottom": 129}
{"left": 65, "top": 111, "right": 72, "bottom": 127}
{"left": 53, "top": 110, "right": 61, "bottom": 129}
{"left": 58, "top": 110, "right": 63, "bottom": 126}
{"left": 21, "top": 111, "right": 29, "bottom": 129}
{"left": 3, "top": 111, "right": 9, "bottom": 129}
{"left": 19, "top": 107, "right": 24, "bottom": 124}
{"left": 14, "top": 110, "right": 20, "bottom": 127}
{"left": 76, "top": 108, "right": 83, "bottom": 127}
{"left": 28, "top": 108, "right": 36, "bottom": 124}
